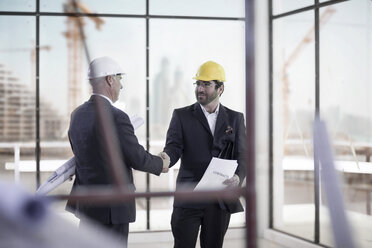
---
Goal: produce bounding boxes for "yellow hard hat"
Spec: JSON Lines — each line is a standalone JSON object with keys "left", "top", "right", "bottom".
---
{"left": 193, "top": 61, "right": 226, "bottom": 82}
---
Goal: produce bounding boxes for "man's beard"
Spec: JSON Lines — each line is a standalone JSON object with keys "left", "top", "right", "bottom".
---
{"left": 195, "top": 91, "right": 218, "bottom": 106}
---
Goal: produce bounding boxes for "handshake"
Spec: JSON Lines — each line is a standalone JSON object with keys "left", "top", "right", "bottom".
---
{"left": 158, "top": 152, "right": 170, "bottom": 173}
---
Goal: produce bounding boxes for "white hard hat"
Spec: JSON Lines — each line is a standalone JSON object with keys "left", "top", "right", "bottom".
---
{"left": 87, "top": 56, "right": 125, "bottom": 79}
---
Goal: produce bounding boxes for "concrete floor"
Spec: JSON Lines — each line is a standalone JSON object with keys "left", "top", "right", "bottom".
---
{"left": 58, "top": 211, "right": 285, "bottom": 248}
{"left": 128, "top": 228, "right": 287, "bottom": 248}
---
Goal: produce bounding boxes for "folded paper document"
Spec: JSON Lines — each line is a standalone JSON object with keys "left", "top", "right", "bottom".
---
{"left": 35, "top": 115, "right": 144, "bottom": 195}
{"left": 194, "top": 157, "right": 238, "bottom": 191}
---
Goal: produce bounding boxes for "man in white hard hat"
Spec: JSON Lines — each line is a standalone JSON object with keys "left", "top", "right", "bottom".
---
{"left": 162, "top": 61, "right": 246, "bottom": 248}
{"left": 66, "top": 56, "right": 170, "bottom": 246}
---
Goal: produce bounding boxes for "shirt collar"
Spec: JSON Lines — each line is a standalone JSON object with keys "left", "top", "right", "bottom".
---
{"left": 92, "top": 93, "right": 113, "bottom": 105}
{"left": 200, "top": 103, "right": 220, "bottom": 115}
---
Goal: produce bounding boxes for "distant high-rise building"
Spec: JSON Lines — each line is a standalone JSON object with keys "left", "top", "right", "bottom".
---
{"left": 0, "top": 64, "right": 67, "bottom": 142}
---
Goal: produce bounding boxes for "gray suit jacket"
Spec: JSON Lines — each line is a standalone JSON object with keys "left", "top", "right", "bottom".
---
{"left": 164, "top": 103, "right": 246, "bottom": 212}
{"left": 66, "top": 95, "right": 163, "bottom": 224}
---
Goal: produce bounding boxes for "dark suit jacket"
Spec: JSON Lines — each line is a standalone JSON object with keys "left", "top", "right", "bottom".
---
{"left": 66, "top": 95, "right": 163, "bottom": 224}
{"left": 164, "top": 103, "right": 246, "bottom": 212}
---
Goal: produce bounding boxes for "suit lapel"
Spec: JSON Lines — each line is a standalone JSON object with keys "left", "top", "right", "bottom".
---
{"left": 192, "top": 103, "right": 213, "bottom": 137}
{"left": 214, "top": 104, "right": 228, "bottom": 138}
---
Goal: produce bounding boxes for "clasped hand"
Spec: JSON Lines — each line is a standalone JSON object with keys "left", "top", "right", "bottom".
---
{"left": 158, "top": 152, "right": 170, "bottom": 173}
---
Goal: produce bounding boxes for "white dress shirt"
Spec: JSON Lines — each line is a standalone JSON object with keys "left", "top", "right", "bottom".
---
{"left": 200, "top": 103, "right": 220, "bottom": 137}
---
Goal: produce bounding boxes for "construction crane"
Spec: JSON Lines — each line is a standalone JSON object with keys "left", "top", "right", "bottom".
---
{"left": 63, "top": 0, "right": 104, "bottom": 115}
{"left": 282, "top": 7, "right": 336, "bottom": 141}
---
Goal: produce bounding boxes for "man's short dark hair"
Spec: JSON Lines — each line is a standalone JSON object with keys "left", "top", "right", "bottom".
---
{"left": 213, "top": 80, "right": 224, "bottom": 96}
{"left": 213, "top": 80, "right": 224, "bottom": 89}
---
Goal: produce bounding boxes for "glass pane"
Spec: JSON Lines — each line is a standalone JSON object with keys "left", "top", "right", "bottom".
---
{"left": 273, "top": 0, "right": 314, "bottom": 15}
{"left": 319, "top": 1, "right": 372, "bottom": 247}
{"left": 40, "top": 16, "right": 146, "bottom": 136}
{"left": 0, "top": 0, "right": 35, "bottom": 12}
{"left": 150, "top": 0, "right": 244, "bottom": 18}
{"left": 40, "top": 0, "right": 145, "bottom": 15}
{"left": 40, "top": 16, "right": 146, "bottom": 221}
{"left": 149, "top": 18, "right": 246, "bottom": 231}
{"left": 0, "top": 16, "right": 36, "bottom": 190}
{"left": 273, "top": 11, "right": 315, "bottom": 241}
{"left": 150, "top": 19, "right": 245, "bottom": 140}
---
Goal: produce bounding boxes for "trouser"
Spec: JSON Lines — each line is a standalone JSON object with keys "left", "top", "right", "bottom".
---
{"left": 171, "top": 204, "right": 231, "bottom": 248}
{"left": 79, "top": 219, "right": 129, "bottom": 247}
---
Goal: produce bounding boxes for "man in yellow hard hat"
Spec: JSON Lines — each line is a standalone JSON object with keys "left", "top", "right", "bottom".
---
{"left": 66, "top": 56, "right": 170, "bottom": 246}
{"left": 162, "top": 61, "right": 246, "bottom": 248}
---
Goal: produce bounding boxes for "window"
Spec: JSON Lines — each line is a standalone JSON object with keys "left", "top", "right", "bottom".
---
{"left": 150, "top": 0, "right": 244, "bottom": 18}
{"left": 40, "top": 0, "right": 145, "bottom": 14}
{"left": 0, "top": 0, "right": 35, "bottom": 12}
{"left": 273, "top": 0, "right": 314, "bottom": 15}
{"left": 149, "top": 18, "right": 245, "bottom": 229}
{"left": 272, "top": 10, "right": 315, "bottom": 240}
{"left": 271, "top": 0, "right": 372, "bottom": 247}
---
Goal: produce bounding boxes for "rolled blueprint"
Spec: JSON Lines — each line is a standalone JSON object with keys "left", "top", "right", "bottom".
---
{"left": 35, "top": 157, "right": 75, "bottom": 195}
